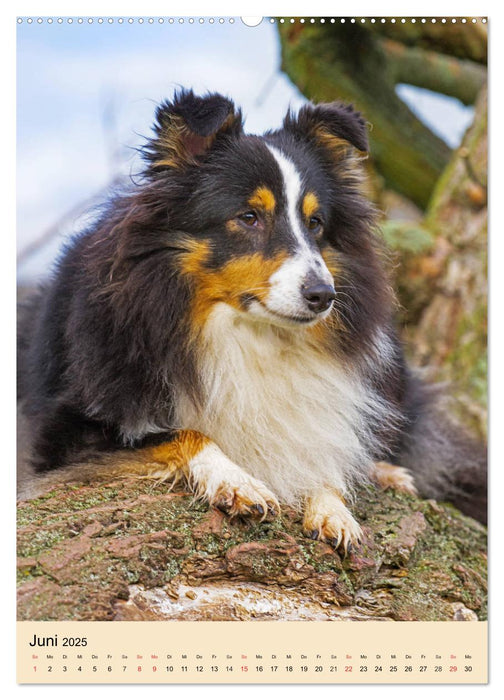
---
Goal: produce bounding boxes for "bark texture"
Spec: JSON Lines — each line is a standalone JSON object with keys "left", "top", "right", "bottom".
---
{"left": 383, "top": 85, "right": 487, "bottom": 438}
{"left": 17, "top": 477, "right": 487, "bottom": 622}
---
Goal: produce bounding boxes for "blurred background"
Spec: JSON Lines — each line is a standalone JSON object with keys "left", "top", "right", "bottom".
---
{"left": 17, "top": 16, "right": 487, "bottom": 438}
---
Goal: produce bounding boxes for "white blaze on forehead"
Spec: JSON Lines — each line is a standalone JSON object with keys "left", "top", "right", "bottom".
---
{"left": 265, "top": 143, "right": 333, "bottom": 303}
{"left": 266, "top": 144, "right": 310, "bottom": 253}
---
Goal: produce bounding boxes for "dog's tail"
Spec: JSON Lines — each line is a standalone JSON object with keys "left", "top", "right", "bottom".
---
{"left": 398, "top": 379, "right": 487, "bottom": 524}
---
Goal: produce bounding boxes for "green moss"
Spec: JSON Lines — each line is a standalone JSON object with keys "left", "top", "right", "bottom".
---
{"left": 298, "top": 541, "right": 341, "bottom": 574}
{"left": 17, "top": 526, "right": 71, "bottom": 559}
{"left": 444, "top": 299, "right": 488, "bottom": 436}
{"left": 17, "top": 478, "right": 487, "bottom": 621}
{"left": 55, "top": 487, "right": 122, "bottom": 511}
{"left": 381, "top": 221, "right": 435, "bottom": 254}
{"left": 163, "top": 558, "right": 182, "bottom": 581}
{"left": 196, "top": 533, "right": 225, "bottom": 555}
{"left": 17, "top": 563, "right": 44, "bottom": 584}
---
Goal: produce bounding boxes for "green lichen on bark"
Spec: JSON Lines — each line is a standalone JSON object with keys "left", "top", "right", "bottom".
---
{"left": 17, "top": 477, "right": 487, "bottom": 622}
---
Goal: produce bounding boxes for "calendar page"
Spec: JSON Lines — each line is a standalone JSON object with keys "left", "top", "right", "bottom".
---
{"left": 16, "top": 14, "right": 488, "bottom": 685}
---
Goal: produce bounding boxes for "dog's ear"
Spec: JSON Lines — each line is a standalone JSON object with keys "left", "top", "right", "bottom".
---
{"left": 145, "top": 89, "right": 243, "bottom": 171}
{"left": 283, "top": 102, "right": 368, "bottom": 157}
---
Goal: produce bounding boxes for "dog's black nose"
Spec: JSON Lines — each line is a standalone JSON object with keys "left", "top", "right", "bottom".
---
{"left": 302, "top": 284, "right": 336, "bottom": 313}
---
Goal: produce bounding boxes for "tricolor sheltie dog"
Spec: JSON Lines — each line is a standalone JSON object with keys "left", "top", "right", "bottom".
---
{"left": 17, "top": 90, "right": 487, "bottom": 551}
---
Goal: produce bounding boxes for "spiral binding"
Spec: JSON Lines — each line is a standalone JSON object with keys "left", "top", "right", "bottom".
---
{"left": 17, "top": 17, "right": 488, "bottom": 25}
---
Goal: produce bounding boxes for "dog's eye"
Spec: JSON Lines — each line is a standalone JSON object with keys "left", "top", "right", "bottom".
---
{"left": 238, "top": 211, "right": 258, "bottom": 227}
{"left": 307, "top": 216, "right": 323, "bottom": 234}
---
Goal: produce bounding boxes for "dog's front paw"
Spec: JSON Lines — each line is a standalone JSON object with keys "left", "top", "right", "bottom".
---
{"left": 213, "top": 478, "right": 280, "bottom": 521}
{"left": 303, "top": 490, "right": 362, "bottom": 554}
{"left": 188, "top": 443, "right": 280, "bottom": 521}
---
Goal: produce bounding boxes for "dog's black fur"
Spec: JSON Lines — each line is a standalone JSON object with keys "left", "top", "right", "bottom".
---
{"left": 17, "top": 90, "right": 487, "bottom": 524}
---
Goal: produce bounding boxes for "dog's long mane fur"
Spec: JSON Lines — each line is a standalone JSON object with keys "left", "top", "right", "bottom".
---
{"left": 175, "top": 303, "right": 403, "bottom": 505}
{"left": 17, "top": 90, "right": 487, "bottom": 523}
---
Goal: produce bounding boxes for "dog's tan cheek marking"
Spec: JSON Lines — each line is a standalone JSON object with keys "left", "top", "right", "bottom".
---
{"left": 179, "top": 240, "right": 218, "bottom": 332}
{"left": 372, "top": 461, "right": 418, "bottom": 496}
{"left": 217, "top": 253, "right": 287, "bottom": 305}
{"left": 248, "top": 186, "right": 276, "bottom": 213}
{"left": 179, "top": 239, "right": 212, "bottom": 277}
{"left": 181, "top": 247, "right": 288, "bottom": 331}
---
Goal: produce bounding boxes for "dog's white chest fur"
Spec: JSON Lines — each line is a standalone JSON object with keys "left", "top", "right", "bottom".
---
{"left": 177, "top": 304, "right": 388, "bottom": 504}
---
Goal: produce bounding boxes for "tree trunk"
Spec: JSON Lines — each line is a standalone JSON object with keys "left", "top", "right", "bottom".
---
{"left": 386, "top": 85, "right": 487, "bottom": 438}
{"left": 17, "top": 477, "right": 486, "bottom": 622}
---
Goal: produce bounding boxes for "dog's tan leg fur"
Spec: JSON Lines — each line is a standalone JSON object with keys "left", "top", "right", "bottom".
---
{"left": 82, "top": 430, "right": 279, "bottom": 521}
{"left": 372, "top": 461, "right": 417, "bottom": 495}
{"left": 303, "top": 490, "right": 362, "bottom": 553}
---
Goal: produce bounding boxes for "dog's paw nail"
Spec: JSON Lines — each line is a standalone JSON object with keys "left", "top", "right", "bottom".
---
{"left": 253, "top": 503, "right": 265, "bottom": 516}
{"left": 310, "top": 529, "right": 319, "bottom": 540}
{"left": 347, "top": 542, "right": 353, "bottom": 554}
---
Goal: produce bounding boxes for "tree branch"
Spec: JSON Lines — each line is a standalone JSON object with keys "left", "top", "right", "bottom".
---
{"left": 382, "top": 38, "right": 486, "bottom": 105}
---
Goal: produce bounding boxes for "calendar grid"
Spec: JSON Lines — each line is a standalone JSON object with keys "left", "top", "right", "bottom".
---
{"left": 17, "top": 621, "right": 487, "bottom": 684}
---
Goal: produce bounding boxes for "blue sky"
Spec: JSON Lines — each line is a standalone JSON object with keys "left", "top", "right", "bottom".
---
{"left": 17, "top": 18, "right": 475, "bottom": 281}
